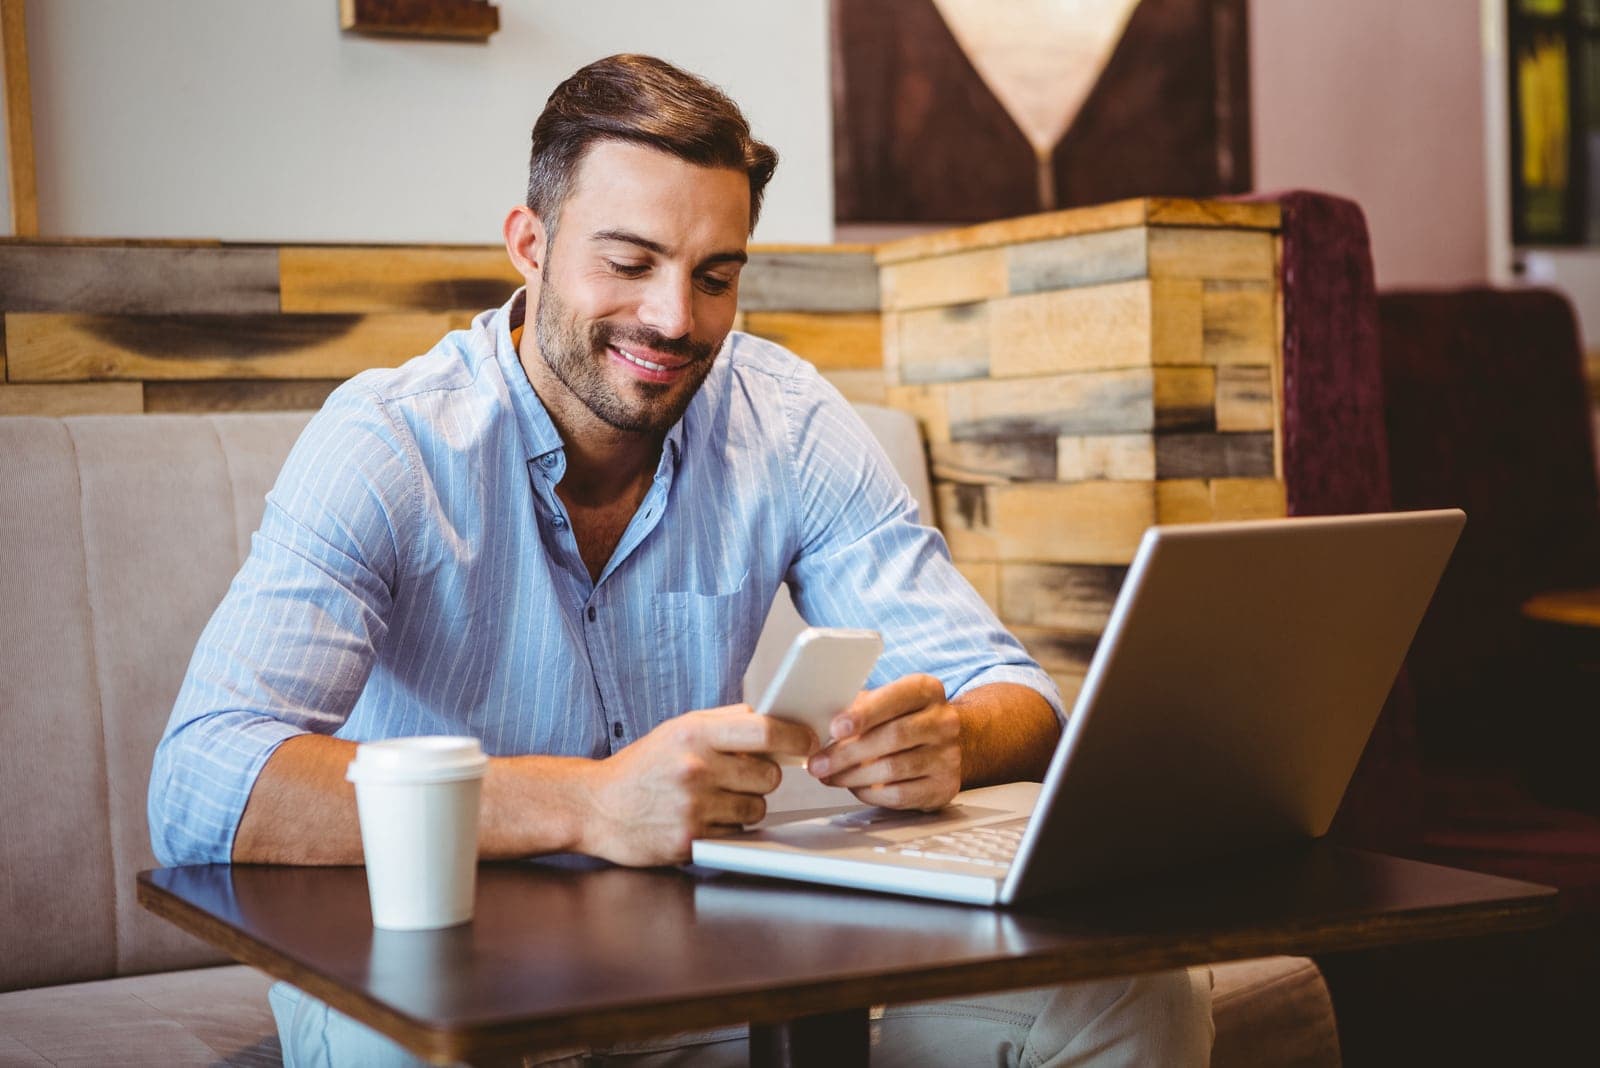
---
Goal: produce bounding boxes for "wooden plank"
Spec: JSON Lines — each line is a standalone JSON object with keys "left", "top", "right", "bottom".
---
{"left": 879, "top": 247, "right": 1008, "bottom": 312}
{"left": 1154, "top": 477, "right": 1287, "bottom": 524}
{"left": 989, "top": 279, "right": 1202, "bottom": 378}
{"left": 4, "top": 312, "right": 458, "bottom": 381}
{"left": 929, "top": 437, "right": 1057, "bottom": 484}
{"left": 1147, "top": 228, "right": 1275, "bottom": 281}
{"left": 952, "top": 560, "right": 1000, "bottom": 614}
{"left": 1057, "top": 433, "right": 1156, "bottom": 482}
{"left": 1211, "top": 477, "right": 1287, "bottom": 519}
{"left": 989, "top": 481, "right": 1157, "bottom": 565}
{"left": 742, "top": 312, "right": 881, "bottom": 370}
{"left": 895, "top": 303, "right": 989, "bottom": 384}
{"left": 279, "top": 246, "right": 517, "bottom": 313}
{"left": 143, "top": 380, "right": 343, "bottom": 413}
{"left": 1005, "top": 227, "right": 1148, "bottom": 296}
{"left": 885, "top": 383, "right": 952, "bottom": 444}
{"left": 340, "top": 0, "right": 499, "bottom": 41}
{"left": 1215, "top": 365, "right": 1274, "bottom": 432}
{"left": 934, "top": 482, "right": 997, "bottom": 561}
{"left": 1153, "top": 367, "right": 1215, "bottom": 431}
{"left": 0, "top": 246, "right": 281, "bottom": 314}
{"left": 1000, "top": 563, "right": 1128, "bottom": 631}
{"left": 0, "top": 236, "right": 222, "bottom": 248}
{"left": 875, "top": 198, "right": 1279, "bottom": 265}
{"left": 0, "top": 382, "right": 142, "bottom": 416}
{"left": 1155, "top": 479, "right": 1214, "bottom": 524}
{"left": 1202, "top": 280, "right": 1275, "bottom": 365}
{"left": 1153, "top": 432, "right": 1275, "bottom": 479}
{"left": 817, "top": 369, "right": 886, "bottom": 406}
{"left": 945, "top": 369, "right": 1155, "bottom": 441}
{"left": 740, "top": 250, "right": 879, "bottom": 312}
{"left": 2, "top": 0, "right": 37, "bottom": 236}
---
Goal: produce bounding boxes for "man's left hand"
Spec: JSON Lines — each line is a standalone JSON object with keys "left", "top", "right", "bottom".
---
{"left": 804, "top": 674, "right": 960, "bottom": 810}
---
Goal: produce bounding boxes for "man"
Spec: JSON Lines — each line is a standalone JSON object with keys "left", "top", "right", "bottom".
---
{"left": 151, "top": 54, "right": 1211, "bottom": 1066}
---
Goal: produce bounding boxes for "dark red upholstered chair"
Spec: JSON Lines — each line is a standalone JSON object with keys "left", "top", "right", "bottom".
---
{"left": 1320, "top": 285, "right": 1600, "bottom": 1064}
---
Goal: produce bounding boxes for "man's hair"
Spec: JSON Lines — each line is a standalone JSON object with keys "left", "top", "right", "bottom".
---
{"left": 527, "top": 54, "right": 779, "bottom": 234}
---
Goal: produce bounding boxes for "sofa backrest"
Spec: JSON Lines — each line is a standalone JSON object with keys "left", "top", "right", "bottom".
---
{"left": 0, "top": 413, "right": 314, "bottom": 991}
{"left": 0, "top": 403, "right": 929, "bottom": 992}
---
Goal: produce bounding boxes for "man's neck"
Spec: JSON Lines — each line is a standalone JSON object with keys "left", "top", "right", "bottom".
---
{"left": 513, "top": 325, "right": 663, "bottom": 509}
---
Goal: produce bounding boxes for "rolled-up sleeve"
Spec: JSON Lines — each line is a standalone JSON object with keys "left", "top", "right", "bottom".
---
{"left": 149, "top": 381, "right": 415, "bottom": 864}
{"left": 779, "top": 369, "right": 1064, "bottom": 722}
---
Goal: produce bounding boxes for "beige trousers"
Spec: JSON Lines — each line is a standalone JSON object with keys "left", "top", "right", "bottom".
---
{"left": 270, "top": 967, "right": 1213, "bottom": 1067}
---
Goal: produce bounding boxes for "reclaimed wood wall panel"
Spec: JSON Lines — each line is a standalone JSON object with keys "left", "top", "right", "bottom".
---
{"left": 880, "top": 196, "right": 1285, "bottom": 677}
{"left": 0, "top": 246, "right": 281, "bottom": 313}
{"left": 739, "top": 249, "right": 880, "bottom": 312}
{"left": 4, "top": 313, "right": 462, "bottom": 382}
{"left": 279, "top": 247, "right": 519, "bottom": 313}
{"left": 0, "top": 382, "right": 143, "bottom": 416}
{"left": 144, "top": 380, "right": 346, "bottom": 413}
{"left": 0, "top": 242, "right": 881, "bottom": 413}
{"left": 740, "top": 312, "right": 881, "bottom": 370}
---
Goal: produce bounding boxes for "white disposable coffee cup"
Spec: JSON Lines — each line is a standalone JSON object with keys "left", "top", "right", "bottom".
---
{"left": 345, "top": 736, "right": 488, "bottom": 931}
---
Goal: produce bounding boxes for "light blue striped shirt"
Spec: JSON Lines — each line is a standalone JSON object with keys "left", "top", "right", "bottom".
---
{"left": 149, "top": 291, "right": 1060, "bottom": 865}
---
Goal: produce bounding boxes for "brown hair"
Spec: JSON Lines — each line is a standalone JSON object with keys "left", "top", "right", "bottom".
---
{"left": 527, "top": 54, "right": 779, "bottom": 233}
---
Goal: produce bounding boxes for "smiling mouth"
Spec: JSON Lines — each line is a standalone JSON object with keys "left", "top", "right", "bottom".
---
{"left": 614, "top": 346, "right": 676, "bottom": 373}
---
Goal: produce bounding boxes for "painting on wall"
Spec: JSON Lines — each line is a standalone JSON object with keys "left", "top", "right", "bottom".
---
{"left": 831, "top": 0, "right": 1252, "bottom": 229}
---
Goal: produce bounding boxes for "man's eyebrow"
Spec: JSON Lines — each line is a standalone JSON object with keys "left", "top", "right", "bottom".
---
{"left": 590, "top": 229, "right": 748, "bottom": 267}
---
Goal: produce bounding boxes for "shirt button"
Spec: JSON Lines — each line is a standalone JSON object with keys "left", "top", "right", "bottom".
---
{"left": 541, "top": 454, "right": 558, "bottom": 468}
{"left": 612, "top": 722, "right": 625, "bottom": 739}
{"left": 551, "top": 514, "right": 566, "bottom": 529}
{"left": 587, "top": 605, "right": 596, "bottom": 621}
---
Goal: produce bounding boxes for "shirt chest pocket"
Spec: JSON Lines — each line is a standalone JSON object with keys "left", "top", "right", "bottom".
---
{"left": 648, "top": 570, "right": 763, "bottom": 718}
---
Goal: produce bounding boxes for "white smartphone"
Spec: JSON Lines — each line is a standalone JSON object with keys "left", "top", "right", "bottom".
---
{"left": 755, "top": 626, "right": 883, "bottom": 763}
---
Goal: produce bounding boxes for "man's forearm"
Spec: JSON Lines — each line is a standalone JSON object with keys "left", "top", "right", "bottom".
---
{"left": 953, "top": 682, "right": 1062, "bottom": 787}
{"left": 231, "top": 734, "right": 594, "bottom": 864}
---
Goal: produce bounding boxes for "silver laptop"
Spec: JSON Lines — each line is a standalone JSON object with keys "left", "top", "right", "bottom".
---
{"left": 691, "top": 509, "right": 1466, "bottom": 905}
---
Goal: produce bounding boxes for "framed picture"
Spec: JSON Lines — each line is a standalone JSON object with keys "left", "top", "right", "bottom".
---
{"left": 831, "top": 0, "right": 1252, "bottom": 228}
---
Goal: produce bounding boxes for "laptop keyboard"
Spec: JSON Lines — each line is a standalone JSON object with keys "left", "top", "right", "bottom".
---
{"left": 872, "top": 817, "right": 1031, "bottom": 870}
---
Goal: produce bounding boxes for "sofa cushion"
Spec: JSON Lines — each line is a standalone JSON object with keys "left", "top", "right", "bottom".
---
{"left": 0, "top": 964, "right": 280, "bottom": 1066}
{"left": 0, "top": 413, "right": 313, "bottom": 991}
{"left": 0, "top": 418, "right": 118, "bottom": 991}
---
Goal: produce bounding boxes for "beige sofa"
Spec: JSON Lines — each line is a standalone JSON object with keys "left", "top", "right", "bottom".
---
{"left": 0, "top": 409, "right": 1339, "bottom": 1066}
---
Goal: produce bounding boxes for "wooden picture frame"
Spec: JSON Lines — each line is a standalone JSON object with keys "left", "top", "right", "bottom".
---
{"left": 339, "top": 0, "right": 500, "bottom": 43}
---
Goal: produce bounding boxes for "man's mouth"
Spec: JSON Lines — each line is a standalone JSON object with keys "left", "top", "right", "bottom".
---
{"left": 609, "top": 344, "right": 691, "bottom": 383}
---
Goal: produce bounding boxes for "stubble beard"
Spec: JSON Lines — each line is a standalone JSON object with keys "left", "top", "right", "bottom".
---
{"left": 533, "top": 275, "right": 719, "bottom": 435}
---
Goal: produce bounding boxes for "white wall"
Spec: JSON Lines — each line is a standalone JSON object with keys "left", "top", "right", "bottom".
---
{"left": 1250, "top": 0, "right": 1492, "bottom": 290}
{"left": 22, "top": 0, "right": 832, "bottom": 244}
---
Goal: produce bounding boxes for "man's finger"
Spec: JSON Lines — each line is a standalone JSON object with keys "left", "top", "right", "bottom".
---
{"left": 698, "top": 706, "right": 817, "bottom": 756}
{"left": 817, "top": 748, "right": 926, "bottom": 790}
{"left": 828, "top": 674, "right": 945, "bottom": 741}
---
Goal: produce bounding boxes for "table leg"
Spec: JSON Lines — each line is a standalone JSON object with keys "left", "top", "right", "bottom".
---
{"left": 748, "top": 1007, "right": 870, "bottom": 1067}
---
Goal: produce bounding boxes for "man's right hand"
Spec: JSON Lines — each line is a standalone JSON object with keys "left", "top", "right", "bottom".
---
{"left": 577, "top": 705, "right": 816, "bottom": 867}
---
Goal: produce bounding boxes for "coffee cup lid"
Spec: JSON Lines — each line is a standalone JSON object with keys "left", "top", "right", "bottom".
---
{"left": 345, "top": 736, "right": 488, "bottom": 785}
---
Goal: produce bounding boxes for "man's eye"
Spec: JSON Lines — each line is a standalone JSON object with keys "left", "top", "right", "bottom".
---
{"left": 607, "top": 261, "right": 649, "bottom": 278}
{"left": 698, "top": 275, "right": 734, "bottom": 295}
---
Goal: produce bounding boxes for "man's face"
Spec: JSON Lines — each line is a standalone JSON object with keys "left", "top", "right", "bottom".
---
{"left": 531, "top": 140, "right": 751, "bottom": 436}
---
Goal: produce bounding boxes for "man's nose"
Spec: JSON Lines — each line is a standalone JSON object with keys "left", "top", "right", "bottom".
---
{"left": 636, "top": 274, "right": 694, "bottom": 340}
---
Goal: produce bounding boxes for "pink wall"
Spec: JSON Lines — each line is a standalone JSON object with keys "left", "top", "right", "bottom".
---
{"left": 1251, "top": 0, "right": 1490, "bottom": 288}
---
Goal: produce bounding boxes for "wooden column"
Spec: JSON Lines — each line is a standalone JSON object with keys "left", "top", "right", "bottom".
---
{"left": 1, "top": 0, "right": 36, "bottom": 236}
{"left": 878, "top": 198, "right": 1286, "bottom": 701}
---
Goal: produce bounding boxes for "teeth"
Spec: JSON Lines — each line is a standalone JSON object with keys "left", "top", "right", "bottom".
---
{"left": 616, "top": 347, "right": 669, "bottom": 372}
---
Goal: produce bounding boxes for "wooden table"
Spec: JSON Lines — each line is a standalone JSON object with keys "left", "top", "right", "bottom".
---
{"left": 139, "top": 846, "right": 1555, "bottom": 1067}
{"left": 1522, "top": 585, "right": 1600, "bottom": 629}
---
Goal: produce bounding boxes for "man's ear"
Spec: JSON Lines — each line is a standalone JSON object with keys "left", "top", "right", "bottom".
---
{"left": 503, "top": 205, "right": 548, "bottom": 283}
